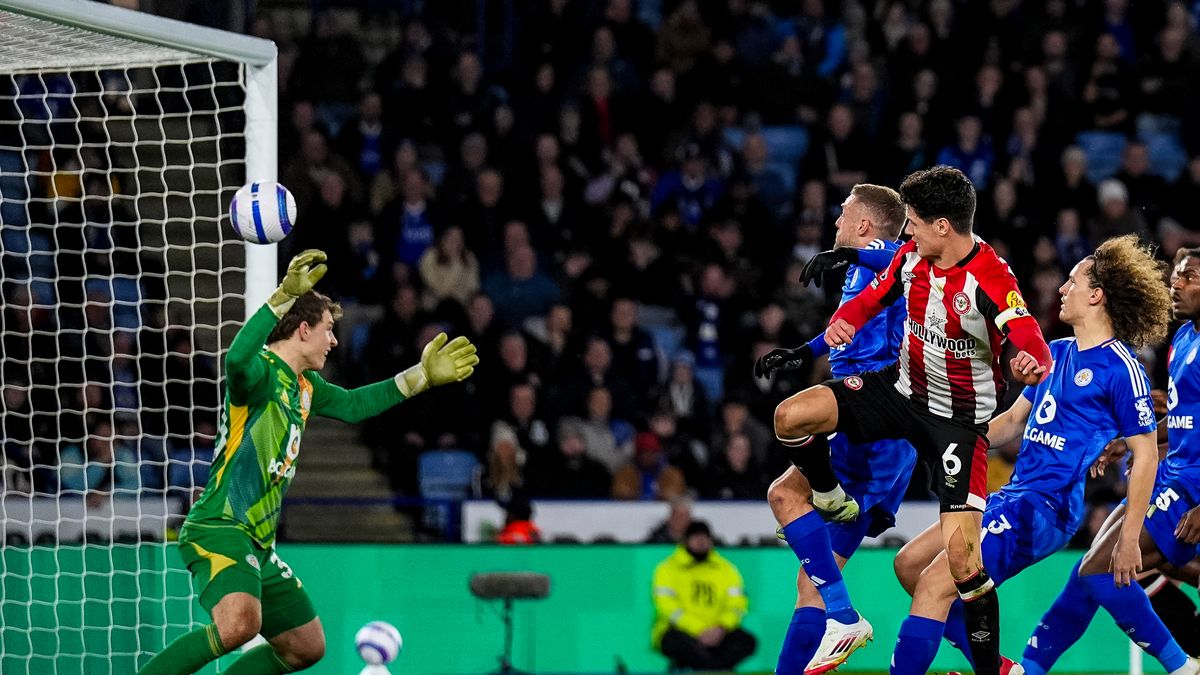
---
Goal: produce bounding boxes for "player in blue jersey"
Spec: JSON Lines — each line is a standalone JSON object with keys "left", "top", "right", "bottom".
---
{"left": 1018, "top": 244, "right": 1200, "bottom": 675}
{"left": 754, "top": 184, "right": 916, "bottom": 674}
{"left": 881, "top": 235, "right": 1177, "bottom": 675}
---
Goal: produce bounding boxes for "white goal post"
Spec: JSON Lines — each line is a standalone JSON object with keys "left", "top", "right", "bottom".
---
{"left": 0, "top": 1, "right": 276, "bottom": 672}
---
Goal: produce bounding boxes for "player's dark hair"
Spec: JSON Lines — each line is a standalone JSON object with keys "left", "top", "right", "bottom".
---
{"left": 1086, "top": 235, "right": 1171, "bottom": 349}
{"left": 1173, "top": 245, "right": 1200, "bottom": 266}
{"left": 267, "top": 291, "right": 343, "bottom": 344}
{"left": 898, "top": 165, "right": 977, "bottom": 235}
{"left": 851, "top": 183, "right": 905, "bottom": 239}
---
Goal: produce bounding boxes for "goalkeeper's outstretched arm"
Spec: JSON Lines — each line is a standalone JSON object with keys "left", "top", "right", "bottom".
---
{"left": 310, "top": 332, "right": 480, "bottom": 423}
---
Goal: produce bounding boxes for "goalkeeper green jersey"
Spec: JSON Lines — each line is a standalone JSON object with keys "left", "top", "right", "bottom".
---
{"left": 185, "top": 304, "right": 406, "bottom": 547}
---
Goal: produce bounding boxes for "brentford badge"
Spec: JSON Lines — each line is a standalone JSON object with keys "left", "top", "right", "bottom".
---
{"left": 845, "top": 376, "right": 863, "bottom": 391}
{"left": 952, "top": 292, "right": 971, "bottom": 315}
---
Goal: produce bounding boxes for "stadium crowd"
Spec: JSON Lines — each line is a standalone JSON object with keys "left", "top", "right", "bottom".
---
{"left": 4, "top": 0, "right": 1200, "bottom": 544}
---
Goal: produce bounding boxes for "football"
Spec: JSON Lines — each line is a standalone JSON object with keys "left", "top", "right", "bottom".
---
{"left": 354, "top": 620, "right": 402, "bottom": 665}
{"left": 229, "top": 181, "right": 296, "bottom": 244}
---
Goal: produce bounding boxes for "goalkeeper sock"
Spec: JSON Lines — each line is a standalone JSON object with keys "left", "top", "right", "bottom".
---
{"left": 223, "top": 644, "right": 296, "bottom": 674}
{"left": 137, "top": 624, "right": 227, "bottom": 675}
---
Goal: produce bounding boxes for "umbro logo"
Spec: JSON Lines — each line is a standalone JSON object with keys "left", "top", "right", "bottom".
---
{"left": 971, "top": 631, "right": 991, "bottom": 641}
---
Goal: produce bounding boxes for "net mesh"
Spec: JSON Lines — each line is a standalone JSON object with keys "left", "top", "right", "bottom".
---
{"left": 0, "top": 9, "right": 249, "bottom": 673}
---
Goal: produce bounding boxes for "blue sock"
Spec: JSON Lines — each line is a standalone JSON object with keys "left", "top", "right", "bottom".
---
{"left": 1082, "top": 572, "right": 1190, "bottom": 672}
{"left": 890, "top": 615, "right": 944, "bottom": 675}
{"left": 943, "top": 599, "right": 973, "bottom": 665}
{"left": 776, "top": 607, "right": 826, "bottom": 675}
{"left": 782, "top": 512, "right": 858, "bottom": 624}
{"left": 1022, "top": 561, "right": 1099, "bottom": 675}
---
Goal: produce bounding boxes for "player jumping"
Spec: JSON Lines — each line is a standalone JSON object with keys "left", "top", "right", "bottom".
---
{"left": 1018, "top": 246, "right": 1200, "bottom": 675}
{"left": 773, "top": 166, "right": 1052, "bottom": 674}
{"left": 888, "top": 235, "right": 1177, "bottom": 674}
{"left": 755, "top": 184, "right": 916, "bottom": 674}
{"left": 137, "top": 250, "right": 479, "bottom": 674}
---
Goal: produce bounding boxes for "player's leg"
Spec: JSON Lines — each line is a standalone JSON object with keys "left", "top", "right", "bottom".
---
{"left": 899, "top": 494, "right": 1070, "bottom": 674}
{"left": 139, "top": 529, "right": 266, "bottom": 675}
{"left": 923, "top": 421, "right": 1001, "bottom": 675}
{"left": 804, "top": 384, "right": 919, "bottom": 673}
{"left": 1022, "top": 506, "right": 1190, "bottom": 667}
{"left": 781, "top": 430, "right": 905, "bottom": 675}
{"left": 776, "top": 565, "right": 827, "bottom": 675}
{"left": 220, "top": 618, "right": 324, "bottom": 674}
{"left": 894, "top": 520, "right": 973, "bottom": 666}
{"left": 889, "top": 549, "right": 958, "bottom": 675}
{"left": 224, "top": 548, "right": 323, "bottom": 673}
{"left": 1056, "top": 487, "right": 1195, "bottom": 675}
{"left": 1020, "top": 506, "right": 1126, "bottom": 674}
{"left": 1143, "top": 573, "right": 1200, "bottom": 656}
{"left": 770, "top": 466, "right": 860, "bottom": 627}
{"left": 773, "top": 384, "right": 851, "bottom": 517}
{"left": 138, "top": 592, "right": 258, "bottom": 675}
{"left": 1162, "top": 557, "right": 1200, "bottom": 587}
{"left": 893, "top": 522, "right": 944, "bottom": 595}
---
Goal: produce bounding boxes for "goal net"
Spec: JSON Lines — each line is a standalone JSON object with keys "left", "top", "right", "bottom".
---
{"left": 0, "top": 3, "right": 275, "bottom": 672}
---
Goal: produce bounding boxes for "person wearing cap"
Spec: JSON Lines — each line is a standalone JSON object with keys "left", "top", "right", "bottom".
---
{"left": 651, "top": 521, "right": 757, "bottom": 670}
{"left": 612, "top": 431, "right": 686, "bottom": 500}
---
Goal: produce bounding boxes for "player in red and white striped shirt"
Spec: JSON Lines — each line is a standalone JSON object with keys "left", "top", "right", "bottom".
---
{"left": 775, "top": 166, "right": 1051, "bottom": 675}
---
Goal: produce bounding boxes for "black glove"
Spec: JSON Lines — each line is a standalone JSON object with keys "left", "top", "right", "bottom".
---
{"left": 754, "top": 343, "right": 813, "bottom": 379}
{"left": 799, "top": 248, "right": 858, "bottom": 288}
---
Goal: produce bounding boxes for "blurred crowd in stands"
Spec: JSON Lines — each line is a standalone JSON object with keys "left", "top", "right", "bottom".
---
{"left": 4, "top": 0, "right": 1200, "bottom": 544}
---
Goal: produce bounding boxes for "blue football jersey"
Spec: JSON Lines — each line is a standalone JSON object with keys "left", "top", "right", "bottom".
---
{"left": 1003, "top": 338, "right": 1156, "bottom": 534}
{"left": 829, "top": 238, "right": 904, "bottom": 377}
{"left": 1164, "top": 321, "right": 1200, "bottom": 496}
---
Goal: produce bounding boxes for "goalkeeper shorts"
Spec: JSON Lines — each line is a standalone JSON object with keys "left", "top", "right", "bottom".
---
{"left": 179, "top": 524, "right": 317, "bottom": 638}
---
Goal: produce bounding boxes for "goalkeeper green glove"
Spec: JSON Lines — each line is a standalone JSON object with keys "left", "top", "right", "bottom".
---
{"left": 267, "top": 249, "right": 328, "bottom": 318}
{"left": 394, "top": 332, "right": 480, "bottom": 398}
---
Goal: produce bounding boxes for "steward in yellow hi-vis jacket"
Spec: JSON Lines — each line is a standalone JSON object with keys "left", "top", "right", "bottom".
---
{"left": 652, "top": 521, "right": 757, "bottom": 670}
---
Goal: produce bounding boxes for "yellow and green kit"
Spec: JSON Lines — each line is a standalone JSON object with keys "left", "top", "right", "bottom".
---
{"left": 179, "top": 304, "right": 406, "bottom": 630}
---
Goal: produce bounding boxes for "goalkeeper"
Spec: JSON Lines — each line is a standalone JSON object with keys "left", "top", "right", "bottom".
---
{"left": 139, "top": 250, "right": 478, "bottom": 674}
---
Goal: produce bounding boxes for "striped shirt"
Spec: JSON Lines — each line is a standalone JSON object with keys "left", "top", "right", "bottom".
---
{"left": 832, "top": 238, "right": 1044, "bottom": 425}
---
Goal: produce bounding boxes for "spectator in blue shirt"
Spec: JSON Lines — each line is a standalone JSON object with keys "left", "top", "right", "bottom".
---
{"left": 936, "top": 114, "right": 994, "bottom": 190}
{"left": 651, "top": 143, "right": 723, "bottom": 232}
{"left": 483, "top": 244, "right": 561, "bottom": 327}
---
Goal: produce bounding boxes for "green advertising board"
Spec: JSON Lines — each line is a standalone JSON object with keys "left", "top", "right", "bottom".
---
{"left": 0, "top": 544, "right": 1184, "bottom": 673}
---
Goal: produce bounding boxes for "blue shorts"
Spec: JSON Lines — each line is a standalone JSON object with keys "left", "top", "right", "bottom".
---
{"left": 981, "top": 491, "right": 1073, "bottom": 586}
{"left": 1140, "top": 480, "right": 1200, "bottom": 568}
{"left": 828, "top": 434, "right": 917, "bottom": 559}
